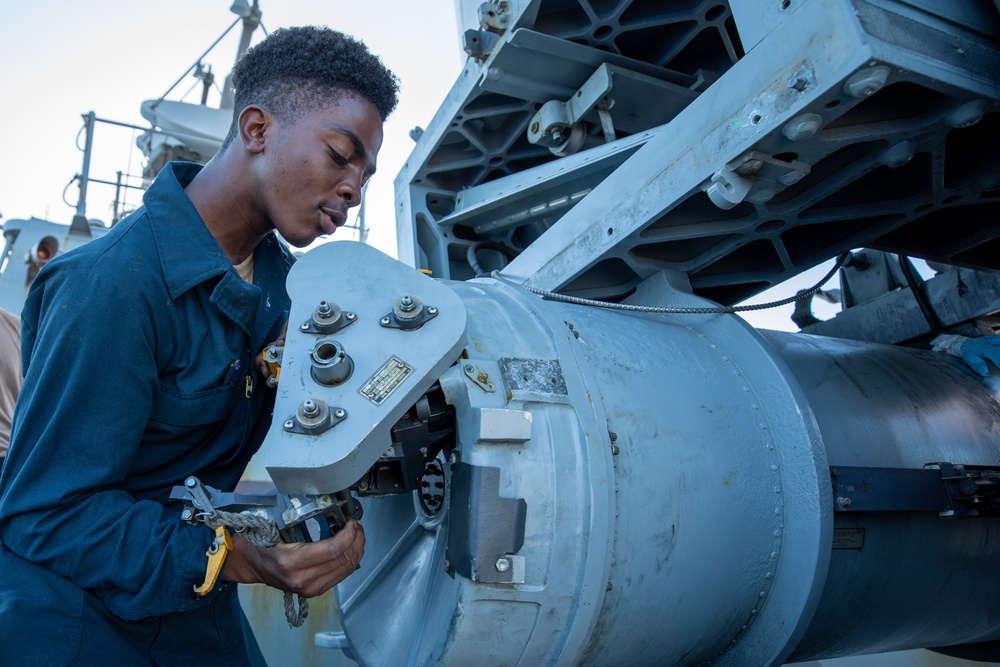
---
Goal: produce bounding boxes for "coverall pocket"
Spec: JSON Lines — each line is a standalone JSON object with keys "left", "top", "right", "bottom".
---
{"left": 149, "top": 384, "right": 238, "bottom": 428}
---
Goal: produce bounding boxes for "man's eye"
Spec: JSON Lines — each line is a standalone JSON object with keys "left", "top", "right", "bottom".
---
{"left": 331, "top": 150, "right": 348, "bottom": 166}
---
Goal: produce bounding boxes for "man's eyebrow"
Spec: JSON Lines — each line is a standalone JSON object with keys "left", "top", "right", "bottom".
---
{"left": 330, "top": 126, "right": 366, "bottom": 158}
{"left": 330, "top": 126, "right": 376, "bottom": 176}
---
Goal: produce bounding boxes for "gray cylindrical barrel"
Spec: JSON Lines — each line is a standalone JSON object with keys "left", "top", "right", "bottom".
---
{"left": 334, "top": 278, "right": 1000, "bottom": 666}
{"left": 762, "top": 331, "right": 1000, "bottom": 661}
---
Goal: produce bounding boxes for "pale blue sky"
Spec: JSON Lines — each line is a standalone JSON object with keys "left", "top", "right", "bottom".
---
{"left": 0, "top": 0, "right": 465, "bottom": 257}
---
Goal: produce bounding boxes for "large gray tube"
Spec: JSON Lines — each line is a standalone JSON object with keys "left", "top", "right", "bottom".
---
{"left": 761, "top": 331, "right": 1000, "bottom": 661}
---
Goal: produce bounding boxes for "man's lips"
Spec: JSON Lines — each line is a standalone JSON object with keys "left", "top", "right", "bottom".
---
{"left": 320, "top": 207, "right": 347, "bottom": 234}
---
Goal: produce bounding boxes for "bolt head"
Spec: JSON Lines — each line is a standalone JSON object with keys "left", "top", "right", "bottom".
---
{"left": 346, "top": 312, "right": 356, "bottom": 321}
{"left": 381, "top": 317, "right": 391, "bottom": 325}
{"left": 185, "top": 477, "right": 197, "bottom": 488}
{"left": 300, "top": 322, "right": 310, "bottom": 332}
{"left": 428, "top": 307, "right": 438, "bottom": 315}
{"left": 495, "top": 557, "right": 510, "bottom": 572}
{"left": 284, "top": 420, "right": 295, "bottom": 430}
{"left": 334, "top": 408, "right": 346, "bottom": 419}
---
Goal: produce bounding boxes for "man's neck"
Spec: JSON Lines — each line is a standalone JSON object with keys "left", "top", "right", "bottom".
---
{"left": 184, "top": 152, "right": 269, "bottom": 265}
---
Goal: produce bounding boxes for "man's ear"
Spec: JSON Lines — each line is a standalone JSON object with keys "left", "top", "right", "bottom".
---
{"left": 238, "top": 106, "right": 269, "bottom": 155}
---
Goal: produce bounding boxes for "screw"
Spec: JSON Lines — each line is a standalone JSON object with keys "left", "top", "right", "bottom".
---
{"left": 836, "top": 496, "right": 852, "bottom": 508}
{"left": 381, "top": 317, "right": 391, "bottom": 326}
{"left": 284, "top": 420, "right": 295, "bottom": 430}
{"left": 346, "top": 312, "right": 356, "bottom": 321}
{"left": 611, "top": 445, "right": 620, "bottom": 455}
{"left": 465, "top": 364, "right": 475, "bottom": 373}
{"left": 300, "top": 322, "right": 310, "bottom": 332}
{"left": 609, "top": 431, "right": 618, "bottom": 442}
{"left": 495, "top": 557, "right": 510, "bottom": 572}
{"left": 267, "top": 376, "right": 278, "bottom": 388}
{"left": 334, "top": 408, "right": 346, "bottom": 419}
{"left": 428, "top": 307, "right": 438, "bottom": 315}
{"left": 358, "top": 481, "right": 369, "bottom": 491}
{"left": 397, "top": 361, "right": 405, "bottom": 368}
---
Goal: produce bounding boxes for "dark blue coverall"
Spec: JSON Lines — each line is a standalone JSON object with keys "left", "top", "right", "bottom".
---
{"left": 0, "top": 162, "right": 293, "bottom": 666}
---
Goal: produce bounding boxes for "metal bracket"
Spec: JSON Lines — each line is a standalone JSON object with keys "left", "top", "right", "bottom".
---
{"left": 831, "top": 463, "right": 1000, "bottom": 518}
{"left": 379, "top": 294, "right": 439, "bottom": 331}
{"left": 447, "top": 462, "right": 527, "bottom": 584}
{"left": 282, "top": 398, "right": 347, "bottom": 436}
{"left": 298, "top": 300, "right": 357, "bottom": 335}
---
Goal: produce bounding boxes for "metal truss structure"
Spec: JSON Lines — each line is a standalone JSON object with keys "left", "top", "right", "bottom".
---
{"left": 396, "top": 0, "right": 999, "bottom": 309}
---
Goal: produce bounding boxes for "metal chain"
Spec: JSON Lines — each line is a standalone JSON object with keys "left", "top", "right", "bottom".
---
{"left": 206, "top": 510, "right": 309, "bottom": 628}
{"left": 493, "top": 252, "right": 849, "bottom": 315}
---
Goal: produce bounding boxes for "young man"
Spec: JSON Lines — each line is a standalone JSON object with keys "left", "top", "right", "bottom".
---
{"left": 0, "top": 27, "right": 398, "bottom": 664}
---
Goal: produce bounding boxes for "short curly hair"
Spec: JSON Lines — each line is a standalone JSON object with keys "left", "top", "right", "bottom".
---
{"left": 221, "top": 26, "right": 399, "bottom": 148}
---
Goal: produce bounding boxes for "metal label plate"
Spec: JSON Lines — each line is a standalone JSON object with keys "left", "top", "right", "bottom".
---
{"left": 832, "top": 528, "right": 865, "bottom": 550}
{"left": 360, "top": 357, "right": 413, "bottom": 406}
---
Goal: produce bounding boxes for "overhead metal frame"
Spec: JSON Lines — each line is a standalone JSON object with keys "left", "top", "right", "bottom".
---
{"left": 396, "top": 0, "right": 1000, "bottom": 305}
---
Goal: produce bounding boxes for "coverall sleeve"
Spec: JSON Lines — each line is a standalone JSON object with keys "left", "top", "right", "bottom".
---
{"left": 0, "top": 266, "right": 216, "bottom": 620}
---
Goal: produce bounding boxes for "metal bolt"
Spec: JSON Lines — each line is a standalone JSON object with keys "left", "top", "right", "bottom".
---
{"left": 428, "top": 307, "right": 438, "bottom": 315}
{"left": 465, "top": 364, "right": 475, "bottom": 373}
{"left": 843, "top": 65, "right": 889, "bottom": 98}
{"left": 185, "top": 477, "right": 197, "bottom": 488}
{"left": 267, "top": 376, "right": 278, "bottom": 388}
{"left": 181, "top": 509, "right": 193, "bottom": 521}
{"left": 300, "top": 322, "right": 310, "bottom": 332}
{"left": 358, "top": 481, "right": 369, "bottom": 491}
{"left": 317, "top": 301, "right": 332, "bottom": 316}
{"left": 302, "top": 399, "right": 319, "bottom": 417}
{"left": 334, "top": 408, "right": 346, "bottom": 419}
{"left": 398, "top": 295, "right": 416, "bottom": 312}
{"left": 611, "top": 444, "right": 620, "bottom": 456}
{"left": 495, "top": 557, "right": 510, "bottom": 572}
{"left": 609, "top": 431, "right": 618, "bottom": 442}
{"left": 837, "top": 496, "right": 852, "bottom": 508}
{"left": 284, "top": 420, "right": 295, "bottom": 430}
{"left": 396, "top": 361, "right": 405, "bottom": 368}
{"left": 381, "top": 317, "right": 391, "bottom": 326}
{"left": 781, "top": 112, "right": 823, "bottom": 141}
{"left": 346, "top": 312, "right": 356, "bottom": 321}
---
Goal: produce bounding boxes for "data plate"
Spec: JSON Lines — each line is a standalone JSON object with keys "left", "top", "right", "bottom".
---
{"left": 360, "top": 357, "right": 413, "bottom": 406}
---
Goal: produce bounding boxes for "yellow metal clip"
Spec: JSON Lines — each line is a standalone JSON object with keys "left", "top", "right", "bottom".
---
{"left": 261, "top": 345, "right": 283, "bottom": 389}
{"left": 193, "top": 525, "right": 233, "bottom": 599}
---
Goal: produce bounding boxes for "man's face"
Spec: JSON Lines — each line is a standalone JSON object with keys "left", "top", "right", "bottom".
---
{"left": 256, "top": 94, "right": 384, "bottom": 248}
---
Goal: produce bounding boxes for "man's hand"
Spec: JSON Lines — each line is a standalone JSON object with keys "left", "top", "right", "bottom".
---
{"left": 222, "top": 519, "right": 365, "bottom": 598}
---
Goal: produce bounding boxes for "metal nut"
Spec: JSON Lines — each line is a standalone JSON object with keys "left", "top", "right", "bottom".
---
{"left": 495, "top": 557, "right": 510, "bottom": 572}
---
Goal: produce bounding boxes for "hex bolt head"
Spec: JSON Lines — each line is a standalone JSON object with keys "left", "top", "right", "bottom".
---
{"left": 495, "top": 557, "right": 510, "bottom": 572}
{"left": 843, "top": 65, "right": 889, "bottom": 98}
{"left": 944, "top": 99, "right": 988, "bottom": 129}
{"left": 181, "top": 509, "right": 193, "bottom": 521}
{"left": 781, "top": 112, "right": 823, "bottom": 141}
